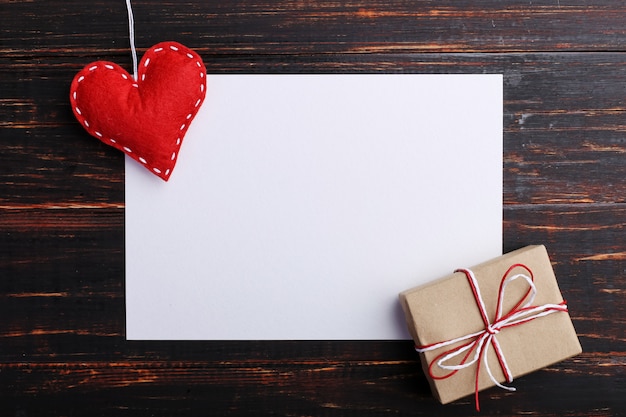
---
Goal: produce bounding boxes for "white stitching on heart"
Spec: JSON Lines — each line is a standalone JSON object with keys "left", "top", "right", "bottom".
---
{"left": 144, "top": 58, "right": 151, "bottom": 68}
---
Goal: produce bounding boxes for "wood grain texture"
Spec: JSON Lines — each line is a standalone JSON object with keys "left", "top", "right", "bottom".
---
{"left": 2, "top": 0, "right": 626, "bottom": 415}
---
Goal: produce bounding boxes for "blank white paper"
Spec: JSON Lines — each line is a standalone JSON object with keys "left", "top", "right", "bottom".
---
{"left": 125, "top": 74, "right": 502, "bottom": 340}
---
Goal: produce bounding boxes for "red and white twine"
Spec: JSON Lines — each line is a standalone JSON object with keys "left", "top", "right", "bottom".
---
{"left": 415, "top": 263, "right": 568, "bottom": 411}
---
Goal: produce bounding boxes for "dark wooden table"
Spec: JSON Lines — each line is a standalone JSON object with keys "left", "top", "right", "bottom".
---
{"left": 2, "top": 1, "right": 625, "bottom": 415}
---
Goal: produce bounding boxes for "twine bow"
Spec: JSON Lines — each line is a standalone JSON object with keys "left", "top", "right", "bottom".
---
{"left": 415, "top": 263, "right": 568, "bottom": 411}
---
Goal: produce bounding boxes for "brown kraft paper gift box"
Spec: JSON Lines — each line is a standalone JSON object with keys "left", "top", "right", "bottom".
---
{"left": 399, "top": 245, "right": 582, "bottom": 408}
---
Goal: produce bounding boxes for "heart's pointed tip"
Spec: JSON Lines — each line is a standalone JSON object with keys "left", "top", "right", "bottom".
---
{"left": 160, "top": 172, "right": 172, "bottom": 182}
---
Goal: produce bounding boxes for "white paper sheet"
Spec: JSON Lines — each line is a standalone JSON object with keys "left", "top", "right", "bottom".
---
{"left": 125, "top": 74, "right": 502, "bottom": 340}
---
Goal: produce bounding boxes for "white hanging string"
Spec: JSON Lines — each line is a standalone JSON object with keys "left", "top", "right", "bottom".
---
{"left": 125, "top": 0, "right": 138, "bottom": 80}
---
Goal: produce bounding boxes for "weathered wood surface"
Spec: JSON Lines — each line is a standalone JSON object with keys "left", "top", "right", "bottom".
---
{"left": 2, "top": 0, "right": 625, "bottom": 415}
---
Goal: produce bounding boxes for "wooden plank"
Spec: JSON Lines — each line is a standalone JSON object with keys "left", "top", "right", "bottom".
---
{"left": 4, "top": 1, "right": 626, "bottom": 56}
{"left": 0, "top": 353, "right": 618, "bottom": 416}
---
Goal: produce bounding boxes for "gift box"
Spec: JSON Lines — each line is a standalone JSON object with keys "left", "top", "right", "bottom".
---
{"left": 399, "top": 245, "right": 582, "bottom": 409}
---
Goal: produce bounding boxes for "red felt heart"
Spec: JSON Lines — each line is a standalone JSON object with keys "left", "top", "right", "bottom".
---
{"left": 69, "top": 41, "right": 206, "bottom": 181}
